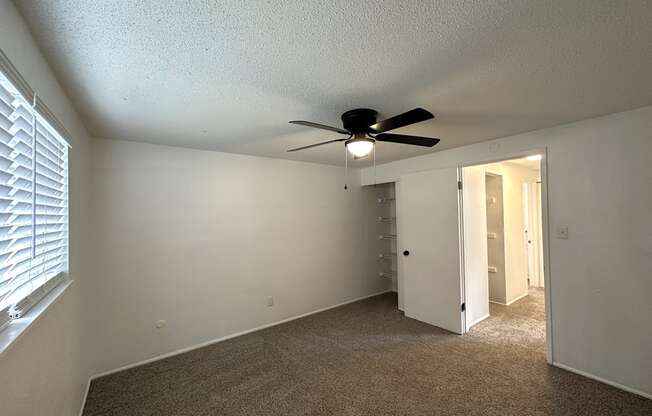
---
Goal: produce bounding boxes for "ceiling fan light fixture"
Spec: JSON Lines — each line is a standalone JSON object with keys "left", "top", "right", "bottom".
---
{"left": 346, "top": 138, "right": 374, "bottom": 158}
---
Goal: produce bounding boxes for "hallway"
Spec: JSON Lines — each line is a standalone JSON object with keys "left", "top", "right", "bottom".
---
{"left": 474, "top": 288, "right": 547, "bottom": 352}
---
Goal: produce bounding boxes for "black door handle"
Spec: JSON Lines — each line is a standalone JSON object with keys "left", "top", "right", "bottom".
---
{"left": 403, "top": 250, "right": 410, "bottom": 256}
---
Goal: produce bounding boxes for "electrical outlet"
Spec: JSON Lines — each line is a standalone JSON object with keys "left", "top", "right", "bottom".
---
{"left": 267, "top": 296, "right": 274, "bottom": 307}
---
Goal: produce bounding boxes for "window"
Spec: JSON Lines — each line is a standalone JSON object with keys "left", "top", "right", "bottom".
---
{"left": 0, "top": 69, "right": 69, "bottom": 331}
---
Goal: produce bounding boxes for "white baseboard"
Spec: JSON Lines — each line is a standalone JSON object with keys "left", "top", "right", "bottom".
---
{"left": 490, "top": 291, "right": 530, "bottom": 306}
{"left": 78, "top": 289, "right": 392, "bottom": 414}
{"left": 467, "top": 313, "right": 490, "bottom": 329}
{"left": 78, "top": 377, "right": 91, "bottom": 416}
{"left": 506, "top": 291, "right": 530, "bottom": 305}
{"left": 553, "top": 362, "right": 652, "bottom": 400}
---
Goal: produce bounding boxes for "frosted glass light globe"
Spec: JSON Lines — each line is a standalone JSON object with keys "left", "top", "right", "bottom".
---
{"left": 346, "top": 139, "right": 374, "bottom": 158}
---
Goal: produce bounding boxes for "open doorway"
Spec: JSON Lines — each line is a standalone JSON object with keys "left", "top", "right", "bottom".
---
{"left": 461, "top": 155, "right": 545, "bottom": 347}
{"left": 396, "top": 155, "right": 550, "bottom": 356}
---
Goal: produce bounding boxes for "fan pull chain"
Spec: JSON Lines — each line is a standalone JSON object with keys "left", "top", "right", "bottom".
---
{"left": 373, "top": 143, "right": 377, "bottom": 186}
{"left": 344, "top": 145, "right": 348, "bottom": 190}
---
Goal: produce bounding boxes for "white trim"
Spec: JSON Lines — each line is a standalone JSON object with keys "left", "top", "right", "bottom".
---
{"left": 552, "top": 362, "right": 652, "bottom": 400}
{"left": 539, "top": 149, "right": 553, "bottom": 364}
{"left": 86, "top": 290, "right": 391, "bottom": 381}
{"left": 506, "top": 291, "right": 530, "bottom": 305}
{"left": 457, "top": 167, "right": 467, "bottom": 334}
{"left": 489, "top": 291, "right": 529, "bottom": 306}
{"left": 78, "top": 377, "right": 92, "bottom": 416}
{"left": 467, "top": 313, "right": 490, "bottom": 329}
{"left": 0, "top": 278, "right": 72, "bottom": 356}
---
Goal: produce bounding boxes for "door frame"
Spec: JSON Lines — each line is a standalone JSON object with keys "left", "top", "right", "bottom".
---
{"left": 458, "top": 147, "right": 553, "bottom": 364}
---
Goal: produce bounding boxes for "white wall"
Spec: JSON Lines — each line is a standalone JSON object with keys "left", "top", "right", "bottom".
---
{"left": 0, "top": 1, "right": 93, "bottom": 415}
{"left": 484, "top": 162, "right": 540, "bottom": 304}
{"left": 87, "top": 139, "right": 388, "bottom": 375}
{"left": 361, "top": 105, "right": 652, "bottom": 397}
{"left": 485, "top": 173, "right": 506, "bottom": 303}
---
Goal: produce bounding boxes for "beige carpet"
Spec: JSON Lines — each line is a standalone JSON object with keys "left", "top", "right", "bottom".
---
{"left": 83, "top": 290, "right": 651, "bottom": 415}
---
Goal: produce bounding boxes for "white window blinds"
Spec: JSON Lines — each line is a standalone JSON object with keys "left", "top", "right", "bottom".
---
{"left": 0, "top": 70, "right": 69, "bottom": 331}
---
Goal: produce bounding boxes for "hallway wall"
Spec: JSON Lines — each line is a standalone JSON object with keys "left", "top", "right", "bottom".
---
{"left": 483, "top": 162, "right": 540, "bottom": 304}
{"left": 485, "top": 174, "right": 506, "bottom": 303}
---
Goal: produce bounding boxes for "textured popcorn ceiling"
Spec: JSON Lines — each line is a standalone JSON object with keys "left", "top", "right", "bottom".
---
{"left": 15, "top": 1, "right": 652, "bottom": 165}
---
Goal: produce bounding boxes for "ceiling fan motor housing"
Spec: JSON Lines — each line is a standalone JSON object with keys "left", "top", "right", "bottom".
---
{"left": 341, "top": 108, "right": 377, "bottom": 134}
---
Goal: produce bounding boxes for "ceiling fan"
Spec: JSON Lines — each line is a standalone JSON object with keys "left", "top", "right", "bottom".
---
{"left": 287, "top": 108, "right": 440, "bottom": 159}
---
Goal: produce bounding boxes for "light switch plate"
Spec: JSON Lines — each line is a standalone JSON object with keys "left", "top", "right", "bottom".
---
{"left": 556, "top": 226, "right": 569, "bottom": 239}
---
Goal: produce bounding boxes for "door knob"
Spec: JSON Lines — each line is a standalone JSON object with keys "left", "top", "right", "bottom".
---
{"left": 403, "top": 250, "right": 410, "bottom": 256}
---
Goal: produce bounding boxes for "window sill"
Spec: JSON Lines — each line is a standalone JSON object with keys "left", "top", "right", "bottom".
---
{"left": 0, "top": 278, "right": 73, "bottom": 356}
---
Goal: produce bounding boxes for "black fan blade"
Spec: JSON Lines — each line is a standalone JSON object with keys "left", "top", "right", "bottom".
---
{"left": 375, "top": 133, "right": 440, "bottom": 147}
{"left": 287, "top": 138, "right": 347, "bottom": 152}
{"left": 369, "top": 108, "right": 434, "bottom": 133}
{"left": 289, "top": 120, "right": 350, "bottom": 134}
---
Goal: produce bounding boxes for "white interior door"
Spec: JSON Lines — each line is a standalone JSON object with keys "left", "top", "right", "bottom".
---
{"left": 532, "top": 182, "right": 544, "bottom": 287}
{"left": 462, "top": 166, "right": 489, "bottom": 329}
{"left": 524, "top": 182, "right": 544, "bottom": 287}
{"left": 523, "top": 183, "right": 536, "bottom": 286}
{"left": 399, "top": 167, "right": 464, "bottom": 334}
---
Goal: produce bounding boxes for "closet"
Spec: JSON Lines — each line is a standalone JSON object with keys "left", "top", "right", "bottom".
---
{"left": 375, "top": 183, "right": 398, "bottom": 290}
